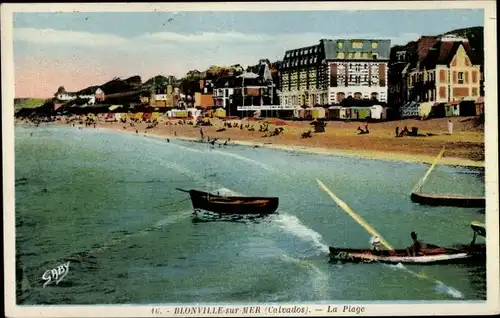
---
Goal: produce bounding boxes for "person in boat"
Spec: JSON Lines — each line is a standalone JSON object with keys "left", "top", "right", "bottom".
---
{"left": 370, "top": 235, "right": 381, "bottom": 253}
{"left": 407, "top": 231, "right": 426, "bottom": 256}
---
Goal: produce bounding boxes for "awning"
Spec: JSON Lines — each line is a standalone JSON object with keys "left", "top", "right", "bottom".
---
{"left": 462, "top": 96, "right": 477, "bottom": 102}
{"left": 109, "top": 105, "right": 122, "bottom": 111}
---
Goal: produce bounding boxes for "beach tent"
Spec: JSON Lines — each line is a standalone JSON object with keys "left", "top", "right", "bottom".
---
{"left": 135, "top": 112, "right": 143, "bottom": 120}
{"left": 418, "top": 102, "right": 433, "bottom": 119}
{"left": 215, "top": 108, "right": 226, "bottom": 118}
{"left": 311, "top": 107, "right": 326, "bottom": 119}
{"left": 119, "top": 113, "right": 128, "bottom": 120}
{"left": 475, "top": 96, "right": 484, "bottom": 115}
{"left": 459, "top": 97, "right": 476, "bottom": 117}
{"left": 445, "top": 102, "right": 459, "bottom": 117}
{"left": 114, "top": 113, "right": 121, "bottom": 121}
{"left": 142, "top": 112, "right": 152, "bottom": 120}
{"left": 152, "top": 112, "right": 161, "bottom": 120}
{"left": 328, "top": 106, "right": 342, "bottom": 120}
{"left": 370, "top": 105, "right": 387, "bottom": 120}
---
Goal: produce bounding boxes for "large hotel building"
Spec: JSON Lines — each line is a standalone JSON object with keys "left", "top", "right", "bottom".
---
{"left": 278, "top": 39, "right": 391, "bottom": 107}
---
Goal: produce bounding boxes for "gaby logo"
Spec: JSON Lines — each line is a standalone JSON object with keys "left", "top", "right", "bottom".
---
{"left": 42, "top": 261, "right": 70, "bottom": 288}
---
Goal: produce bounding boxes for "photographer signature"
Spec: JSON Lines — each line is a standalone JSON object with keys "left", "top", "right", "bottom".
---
{"left": 42, "top": 261, "right": 70, "bottom": 287}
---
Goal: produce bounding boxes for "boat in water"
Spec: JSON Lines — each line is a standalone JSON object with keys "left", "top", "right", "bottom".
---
{"left": 176, "top": 188, "right": 279, "bottom": 216}
{"left": 329, "top": 222, "right": 486, "bottom": 265}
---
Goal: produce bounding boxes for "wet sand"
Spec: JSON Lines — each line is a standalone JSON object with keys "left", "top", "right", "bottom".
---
{"left": 51, "top": 116, "right": 485, "bottom": 168}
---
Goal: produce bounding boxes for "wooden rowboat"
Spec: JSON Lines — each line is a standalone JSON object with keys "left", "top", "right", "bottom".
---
{"left": 176, "top": 188, "right": 279, "bottom": 215}
{"left": 329, "top": 222, "right": 486, "bottom": 265}
{"left": 329, "top": 246, "right": 471, "bottom": 265}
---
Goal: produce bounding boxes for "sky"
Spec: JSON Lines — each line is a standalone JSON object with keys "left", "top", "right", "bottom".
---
{"left": 12, "top": 9, "right": 484, "bottom": 98}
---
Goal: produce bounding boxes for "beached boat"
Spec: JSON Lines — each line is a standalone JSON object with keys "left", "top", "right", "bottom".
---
{"left": 329, "top": 222, "right": 486, "bottom": 265}
{"left": 176, "top": 188, "right": 279, "bottom": 215}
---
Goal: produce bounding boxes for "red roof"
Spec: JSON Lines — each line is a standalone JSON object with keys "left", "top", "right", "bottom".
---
{"left": 417, "top": 36, "right": 439, "bottom": 58}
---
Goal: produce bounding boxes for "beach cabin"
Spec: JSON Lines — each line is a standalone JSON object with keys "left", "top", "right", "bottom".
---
{"left": 215, "top": 108, "right": 226, "bottom": 118}
{"left": 327, "top": 106, "right": 342, "bottom": 120}
{"left": 114, "top": 113, "right": 121, "bottom": 121}
{"left": 445, "top": 101, "right": 460, "bottom": 117}
{"left": 475, "top": 96, "right": 484, "bottom": 115}
{"left": 152, "top": 112, "right": 161, "bottom": 121}
{"left": 135, "top": 112, "right": 143, "bottom": 121}
{"left": 459, "top": 97, "right": 477, "bottom": 117}
{"left": 105, "top": 113, "right": 115, "bottom": 122}
{"left": 341, "top": 107, "right": 370, "bottom": 120}
{"left": 418, "top": 102, "right": 433, "bottom": 119}
{"left": 311, "top": 107, "right": 326, "bottom": 119}
{"left": 369, "top": 105, "right": 387, "bottom": 120}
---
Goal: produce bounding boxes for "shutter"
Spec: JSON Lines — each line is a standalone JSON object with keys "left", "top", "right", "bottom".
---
{"left": 465, "top": 71, "right": 469, "bottom": 84}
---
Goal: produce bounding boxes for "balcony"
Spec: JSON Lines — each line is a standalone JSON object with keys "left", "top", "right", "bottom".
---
{"left": 237, "top": 105, "right": 299, "bottom": 111}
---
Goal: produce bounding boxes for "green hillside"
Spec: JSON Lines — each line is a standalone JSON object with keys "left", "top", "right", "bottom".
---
{"left": 14, "top": 98, "right": 46, "bottom": 110}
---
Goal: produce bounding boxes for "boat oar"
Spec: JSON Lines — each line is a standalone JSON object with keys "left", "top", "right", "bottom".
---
{"left": 316, "top": 178, "right": 464, "bottom": 299}
{"left": 411, "top": 146, "right": 446, "bottom": 193}
{"left": 316, "top": 179, "right": 393, "bottom": 251}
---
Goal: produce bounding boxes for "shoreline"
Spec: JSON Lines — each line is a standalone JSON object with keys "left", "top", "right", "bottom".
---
{"left": 28, "top": 121, "right": 484, "bottom": 168}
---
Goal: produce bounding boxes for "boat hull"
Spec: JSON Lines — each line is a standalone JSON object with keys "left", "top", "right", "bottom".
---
{"left": 329, "top": 247, "right": 473, "bottom": 265}
{"left": 185, "top": 189, "right": 279, "bottom": 215}
{"left": 411, "top": 192, "right": 485, "bottom": 208}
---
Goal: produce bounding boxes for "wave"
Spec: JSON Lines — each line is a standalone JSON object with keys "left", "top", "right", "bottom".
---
{"left": 279, "top": 253, "right": 329, "bottom": 300}
{"left": 386, "top": 263, "right": 463, "bottom": 299}
{"left": 270, "top": 214, "right": 330, "bottom": 258}
{"left": 209, "top": 149, "right": 275, "bottom": 172}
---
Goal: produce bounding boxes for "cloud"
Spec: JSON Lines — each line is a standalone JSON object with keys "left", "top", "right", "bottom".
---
{"left": 13, "top": 27, "right": 420, "bottom": 49}
{"left": 12, "top": 27, "right": 423, "bottom": 96}
{"left": 13, "top": 28, "right": 129, "bottom": 46}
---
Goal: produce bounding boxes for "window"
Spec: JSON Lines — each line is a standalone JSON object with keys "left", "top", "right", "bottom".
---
{"left": 371, "top": 41, "right": 378, "bottom": 49}
{"left": 372, "top": 53, "right": 378, "bottom": 60}
{"left": 458, "top": 72, "right": 464, "bottom": 84}
{"left": 352, "top": 41, "right": 363, "bottom": 49}
{"left": 337, "top": 41, "right": 343, "bottom": 49}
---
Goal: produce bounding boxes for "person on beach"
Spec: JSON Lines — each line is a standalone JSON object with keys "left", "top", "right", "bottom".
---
{"left": 135, "top": 129, "right": 138, "bottom": 134}
{"left": 395, "top": 126, "right": 399, "bottom": 137}
{"left": 447, "top": 120, "right": 453, "bottom": 135}
{"left": 200, "top": 128, "right": 204, "bottom": 140}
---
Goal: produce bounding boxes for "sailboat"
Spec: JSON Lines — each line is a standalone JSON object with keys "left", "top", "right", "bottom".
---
{"left": 176, "top": 133, "right": 279, "bottom": 216}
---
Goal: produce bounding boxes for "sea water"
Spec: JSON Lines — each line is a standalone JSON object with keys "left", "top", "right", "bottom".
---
{"left": 14, "top": 125, "right": 486, "bottom": 304}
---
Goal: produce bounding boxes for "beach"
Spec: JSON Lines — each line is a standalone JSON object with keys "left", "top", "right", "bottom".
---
{"left": 40, "top": 116, "right": 485, "bottom": 167}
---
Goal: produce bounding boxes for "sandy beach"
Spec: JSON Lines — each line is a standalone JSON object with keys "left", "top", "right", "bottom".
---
{"left": 35, "top": 115, "right": 485, "bottom": 168}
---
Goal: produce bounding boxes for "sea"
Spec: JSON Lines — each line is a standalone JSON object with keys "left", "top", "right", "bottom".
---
{"left": 14, "top": 125, "right": 486, "bottom": 305}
